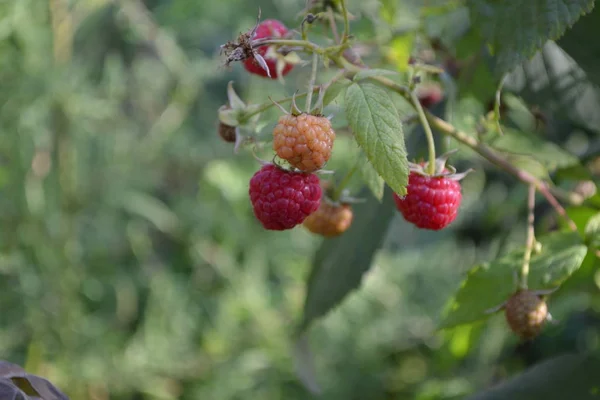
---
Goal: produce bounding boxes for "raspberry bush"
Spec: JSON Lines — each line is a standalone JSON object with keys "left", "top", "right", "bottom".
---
{"left": 6, "top": 0, "right": 600, "bottom": 398}
{"left": 218, "top": 0, "right": 600, "bottom": 397}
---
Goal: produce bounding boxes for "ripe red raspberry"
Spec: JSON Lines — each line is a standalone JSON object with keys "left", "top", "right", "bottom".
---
{"left": 243, "top": 19, "right": 294, "bottom": 79}
{"left": 249, "top": 164, "right": 321, "bottom": 230}
{"left": 416, "top": 84, "right": 443, "bottom": 109}
{"left": 303, "top": 201, "right": 353, "bottom": 237}
{"left": 273, "top": 113, "right": 335, "bottom": 172}
{"left": 394, "top": 170, "right": 462, "bottom": 230}
{"left": 504, "top": 290, "right": 548, "bottom": 340}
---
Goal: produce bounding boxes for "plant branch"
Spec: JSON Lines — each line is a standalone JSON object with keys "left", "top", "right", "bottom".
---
{"left": 410, "top": 91, "right": 436, "bottom": 174}
{"left": 425, "top": 114, "right": 578, "bottom": 231}
{"left": 520, "top": 185, "right": 536, "bottom": 289}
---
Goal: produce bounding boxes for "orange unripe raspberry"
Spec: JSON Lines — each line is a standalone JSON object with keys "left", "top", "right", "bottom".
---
{"left": 273, "top": 113, "right": 335, "bottom": 172}
{"left": 303, "top": 201, "right": 353, "bottom": 237}
{"left": 504, "top": 290, "right": 548, "bottom": 340}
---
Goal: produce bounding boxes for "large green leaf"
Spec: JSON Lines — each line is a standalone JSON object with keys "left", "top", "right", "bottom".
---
{"left": 345, "top": 82, "right": 409, "bottom": 196}
{"left": 469, "top": 0, "right": 596, "bottom": 75}
{"left": 468, "top": 353, "right": 600, "bottom": 400}
{"left": 299, "top": 188, "right": 395, "bottom": 332}
{"left": 439, "top": 231, "right": 587, "bottom": 329}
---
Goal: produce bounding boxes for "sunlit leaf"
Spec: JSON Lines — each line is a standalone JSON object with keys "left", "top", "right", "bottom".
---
{"left": 323, "top": 79, "right": 352, "bottom": 106}
{"left": 440, "top": 231, "right": 587, "bottom": 329}
{"left": 584, "top": 212, "right": 600, "bottom": 248}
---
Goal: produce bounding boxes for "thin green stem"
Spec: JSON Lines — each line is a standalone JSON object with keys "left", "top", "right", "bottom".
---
{"left": 327, "top": 6, "right": 341, "bottom": 44}
{"left": 240, "top": 71, "right": 346, "bottom": 122}
{"left": 332, "top": 163, "right": 358, "bottom": 201}
{"left": 306, "top": 52, "right": 319, "bottom": 112}
{"left": 252, "top": 39, "right": 322, "bottom": 53}
{"left": 493, "top": 74, "right": 507, "bottom": 135}
{"left": 340, "top": 0, "right": 350, "bottom": 45}
{"left": 301, "top": 19, "right": 308, "bottom": 41}
{"left": 520, "top": 185, "right": 536, "bottom": 289}
{"left": 410, "top": 91, "right": 436, "bottom": 174}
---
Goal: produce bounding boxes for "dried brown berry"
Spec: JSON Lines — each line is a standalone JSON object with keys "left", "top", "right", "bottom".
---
{"left": 218, "top": 122, "right": 237, "bottom": 143}
{"left": 303, "top": 201, "right": 353, "bottom": 237}
{"left": 504, "top": 290, "right": 548, "bottom": 340}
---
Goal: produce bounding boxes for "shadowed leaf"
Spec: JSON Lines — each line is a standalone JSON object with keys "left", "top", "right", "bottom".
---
{"left": 300, "top": 187, "right": 395, "bottom": 331}
{"left": 468, "top": 353, "right": 600, "bottom": 400}
{"left": 469, "top": 0, "right": 595, "bottom": 75}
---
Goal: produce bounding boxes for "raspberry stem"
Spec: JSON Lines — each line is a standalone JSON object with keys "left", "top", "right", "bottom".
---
{"left": 306, "top": 52, "right": 319, "bottom": 112}
{"left": 332, "top": 163, "right": 358, "bottom": 201}
{"left": 493, "top": 74, "right": 508, "bottom": 136}
{"left": 520, "top": 185, "right": 536, "bottom": 289}
{"left": 240, "top": 71, "right": 346, "bottom": 122}
{"left": 410, "top": 91, "right": 436, "bottom": 175}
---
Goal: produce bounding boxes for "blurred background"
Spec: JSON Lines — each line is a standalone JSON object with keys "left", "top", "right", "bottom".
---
{"left": 0, "top": 0, "right": 599, "bottom": 399}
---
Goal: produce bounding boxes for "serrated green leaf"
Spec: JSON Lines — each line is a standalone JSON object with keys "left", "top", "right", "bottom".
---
{"left": 345, "top": 82, "right": 409, "bottom": 196}
{"left": 357, "top": 151, "right": 384, "bottom": 201}
{"left": 323, "top": 79, "right": 352, "bottom": 106}
{"left": 440, "top": 231, "right": 587, "bottom": 329}
{"left": 353, "top": 69, "right": 400, "bottom": 82}
{"left": 467, "top": 353, "right": 600, "bottom": 400}
{"left": 584, "top": 212, "right": 600, "bottom": 248}
{"left": 566, "top": 206, "right": 598, "bottom": 236}
{"left": 555, "top": 164, "right": 593, "bottom": 183}
{"left": 300, "top": 188, "right": 395, "bottom": 332}
{"left": 469, "top": 0, "right": 596, "bottom": 75}
{"left": 489, "top": 127, "right": 580, "bottom": 173}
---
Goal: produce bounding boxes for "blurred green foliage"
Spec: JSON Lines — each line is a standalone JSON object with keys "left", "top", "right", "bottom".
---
{"left": 0, "top": 0, "right": 599, "bottom": 399}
